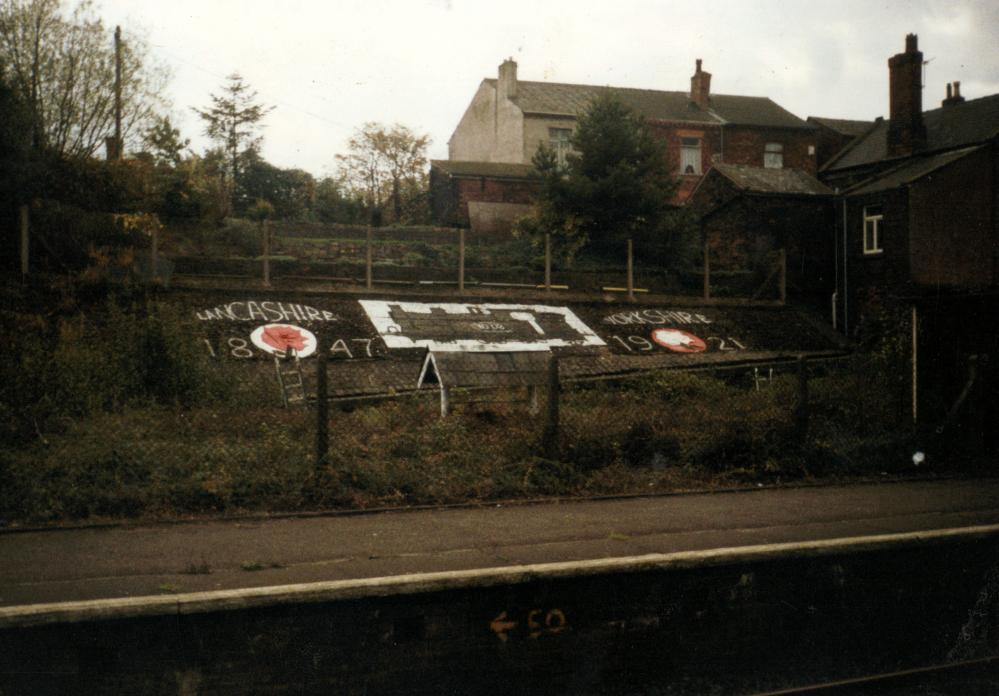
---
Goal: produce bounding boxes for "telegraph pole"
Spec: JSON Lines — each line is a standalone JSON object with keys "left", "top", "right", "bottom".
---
{"left": 113, "top": 26, "right": 123, "bottom": 160}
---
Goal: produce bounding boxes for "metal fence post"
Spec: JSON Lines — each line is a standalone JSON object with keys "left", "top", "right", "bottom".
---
{"left": 542, "top": 353, "right": 560, "bottom": 459}
{"left": 315, "top": 351, "right": 329, "bottom": 470}
{"left": 627, "top": 238, "right": 635, "bottom": 302}
{"left": 795, "top": 355, "right": 809, "bottom": 441}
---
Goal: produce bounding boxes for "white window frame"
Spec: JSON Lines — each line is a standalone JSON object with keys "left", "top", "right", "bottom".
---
{"left": 680, "top": 137, "right": 702, "bottom": 175}
{"left": 549, "top": 128, "right": 572, "bottom": 169}
{"left": 764, "top": 142, "right": 784, "bottom": 169}
{"left": 863, "top": 206, "right": 883, "bottom": 255}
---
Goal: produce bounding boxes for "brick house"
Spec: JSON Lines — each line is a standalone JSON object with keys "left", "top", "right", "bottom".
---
{"left": 806, "top": 117, "right": 877, "bottom": 170}
{"left": 688, "top": 163, "right": 834, "bottom": 304}
{"left": 820, "top": 34, "right": 999, "bottom": 434}
{"left": 432, "top": 58, "right": 819, "bottom": 230}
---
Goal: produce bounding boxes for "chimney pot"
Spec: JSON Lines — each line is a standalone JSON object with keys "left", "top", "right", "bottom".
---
{"left": 498, "top": 58, "right": 518, "bottom": 101}
{"left": 942, "top": 80, "right": 966, "bottom": 107}
{"left": 887, "top": 33, "right": 926, "bottom": 156}
{"left": 690, "top": 59, "right": 711, "bottom": 109}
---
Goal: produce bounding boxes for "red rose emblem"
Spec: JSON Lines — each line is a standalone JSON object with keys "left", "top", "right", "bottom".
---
{"left": 261, "top": 325, "right": 307, "bottom": 352}
{"left": 651, "top": 328, "right": 707, "bottom": 353}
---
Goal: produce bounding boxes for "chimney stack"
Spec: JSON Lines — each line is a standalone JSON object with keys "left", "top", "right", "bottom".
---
{"left": 498, "top": 58, "right": 518, "bottom": 101}
{"left": 690, "top": 59, "right": 711, "bottom": 109}
{"left": 887, "top": 33, "right": 926, "bottom": 157}
{"left": 942, "top": 80, "right": 966, "bottom": 107}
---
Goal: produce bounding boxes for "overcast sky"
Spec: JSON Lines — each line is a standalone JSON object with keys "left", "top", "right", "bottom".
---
{"left": 97, "top": 0, "right": 999, "bottom": 178}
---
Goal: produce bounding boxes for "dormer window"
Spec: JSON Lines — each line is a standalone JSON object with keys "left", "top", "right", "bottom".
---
{"left": 680, "top": 137, "right": 702, "bottom": 175}
{"left": 764, "top": 142, "right": 784, "bottom": 169}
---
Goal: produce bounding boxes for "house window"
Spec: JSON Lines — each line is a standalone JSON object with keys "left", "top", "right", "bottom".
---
{"left": 863, "top": 205, "right": 883, "bottom": 255}
{"left": 549, "top": 128, "right": 572, "bottom": 169}
{"left": 680, "top": 137, "right": 701, "bottom": 174}
{"left": 764, "top": 142, "right": 784, "bottom": 169}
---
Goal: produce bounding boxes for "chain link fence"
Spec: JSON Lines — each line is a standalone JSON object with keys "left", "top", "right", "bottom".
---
{"left": 2, "top": 289, "right": 941, "bottom": 527}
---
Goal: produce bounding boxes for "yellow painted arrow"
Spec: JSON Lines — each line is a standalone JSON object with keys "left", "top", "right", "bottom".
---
{"left": 490, "top": 611, "right": 518, "bottom": 642}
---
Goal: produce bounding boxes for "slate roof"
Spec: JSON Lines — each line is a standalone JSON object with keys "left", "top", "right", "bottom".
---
{"left": 419, "top": 351, "right": 550, "bottom": 389}
{"left": 807, "top": 117, "right": 875, "bottom": 138}
{"left": 844, "top": 145, "right": 984, "bottom": 197}
{"left": 710, "top": 163, "right": 833, "bottom": 196}
{"left": 483, "top": 79, "right": 812, "bottom": 130}
{"left": 431, "top": 160, "right": 534, "bottom": 179}
{"left": 326, "top": 360, "right": 424, "bottom": 398}
{"left": 825, "top": 93, "right": 999, "bottom": 171}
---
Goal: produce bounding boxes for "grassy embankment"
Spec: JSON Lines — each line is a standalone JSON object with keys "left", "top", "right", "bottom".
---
{"left": 1, "top": 284, "right": 933, "bottom": 526}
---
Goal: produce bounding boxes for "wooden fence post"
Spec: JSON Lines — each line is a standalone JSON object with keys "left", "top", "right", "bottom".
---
{"left": 702, "top": 224, "right": 710, "bottom": 301}
{"left": 365, "top": 225, "right": 373, "bottom": 290}
{"left": 458, "top": 227, "right": 465, "bottom": 293}
{"left": 544, "top": 232, "right": 552, "bottom": 293}
{"left": 315, "top": 351, "right": 329, "bottom": 470}
{"left": 150, "top": 223, "right": 159, "bottom": 283}
{"left": 626, "top": 238, "right": 635, "bottom": 302}
{"left": 262, "top": 220, "right": 271, "bottom": 287}
{"left": 779, "top": 248, "right": 787, "bottom": 304}
{"left": 19, "top": 204, "right": 29, "bottom": 279}
{"left": 542, "top": 353, "right": 560, "bottom": 459}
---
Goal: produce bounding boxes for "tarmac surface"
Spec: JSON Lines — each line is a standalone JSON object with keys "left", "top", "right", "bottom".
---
{"left": 3, "top": 477, "right": 999, "bottom": 609}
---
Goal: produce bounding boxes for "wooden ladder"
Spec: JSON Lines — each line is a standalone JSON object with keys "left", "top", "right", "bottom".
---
{"left": 274, "top": 349, "right": 306, "bottom": 407}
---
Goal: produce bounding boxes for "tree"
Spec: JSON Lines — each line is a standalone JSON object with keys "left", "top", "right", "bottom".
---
{"left": 522, "top": 93, "right": 679, "bottom": 260}
{"left": 143, "top": 115, "right": 189, "bottom": 166}
{"left": 240, "top": 150, "right": 315, "bottom": 220}
{"left": 193, "top": 73, "right": 273, "bottom": 210}
{"left": 0, "top": 0, "right": 168, "bottom": 157}
{"left": 336, "top": 122, "right": 429, "bottom": 224}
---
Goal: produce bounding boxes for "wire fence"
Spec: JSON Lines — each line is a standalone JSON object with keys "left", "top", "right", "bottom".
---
{"left": 14, "top": 209, "right": 787, "bottom": 302}
{"left": 2, "top": 310, "right": 942, "bottom": 526}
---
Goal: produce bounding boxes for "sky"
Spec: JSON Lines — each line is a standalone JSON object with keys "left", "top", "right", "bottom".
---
{"left": 95, "top": 0, "right": 999, "bottom": 178}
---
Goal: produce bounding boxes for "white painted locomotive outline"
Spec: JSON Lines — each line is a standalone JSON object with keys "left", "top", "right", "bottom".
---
{"left": 359, "top": 300, "right": 605, "bottom": 352}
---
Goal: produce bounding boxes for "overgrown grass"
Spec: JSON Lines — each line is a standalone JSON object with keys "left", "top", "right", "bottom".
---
{"left": 0, "top": 352, "right": 930, "bottom": 526}
{"left": 1, "top": 286, "right": 949, "bottom": 526}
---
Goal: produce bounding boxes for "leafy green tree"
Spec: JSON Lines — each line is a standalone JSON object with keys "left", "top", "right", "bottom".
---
{"left": 336, "top": 122, "right": 429, "bottom": 224}
{"left": 0, "top": 0, "right": 168, "bottom": 157}
{"left": 143, "top": 115, "right": 190, "bottom": 166}
{"left": 240, "top": 150, "right": 315, "bottom": 220}
{"left": 523, "top": 93, "right": 679, "bottom": 259}
{"left": 193, "top": 73, "right": 273, "bottom": 211}
{"left": 314, "top": 177, "right": 366, "bottom": 224}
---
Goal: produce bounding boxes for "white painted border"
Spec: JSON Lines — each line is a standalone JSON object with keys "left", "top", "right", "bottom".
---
{"left": 3, "top": 524, "right": 998, "bottom": 628}
{"left": 358, "top": 300, "right": 605, "bottom": 352}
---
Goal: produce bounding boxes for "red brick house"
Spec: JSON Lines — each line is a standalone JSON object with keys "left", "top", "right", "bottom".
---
{"left": 432, "top": 58, "right": 819, "bottom": 230}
